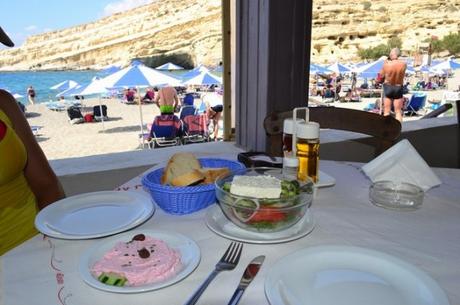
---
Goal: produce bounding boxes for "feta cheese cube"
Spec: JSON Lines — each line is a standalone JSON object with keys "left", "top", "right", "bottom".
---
{"left": 230, "top": 175, "right": 281, "bottom": 198}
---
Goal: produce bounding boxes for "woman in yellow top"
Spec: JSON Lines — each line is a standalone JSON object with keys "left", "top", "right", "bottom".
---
{"left": 0, "top": 27, "right": 65, "bottom": 255}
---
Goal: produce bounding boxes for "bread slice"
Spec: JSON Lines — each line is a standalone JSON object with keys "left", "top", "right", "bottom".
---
{"left": 161, "top": 153, "right": 202, "bottom": 185}
{"left": 198, "top": 167, "right": 231, "bottom": 184}
{"left": 170, "top": 170, "right": 205, "bottom": 186}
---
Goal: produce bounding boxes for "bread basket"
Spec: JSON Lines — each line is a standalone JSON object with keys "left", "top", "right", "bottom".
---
{"left": 142, "top": 158, "right": 245, "bottom": 214}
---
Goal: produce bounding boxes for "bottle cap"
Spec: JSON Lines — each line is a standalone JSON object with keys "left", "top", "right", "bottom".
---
{"left": 283, "top": 156, "right": 299, "bottom": 167}
{"left": 283, "top": 118, "right": 305, "bottom": 134}
{"left": 296, "top": 121, "right": 320, "bottom": 139}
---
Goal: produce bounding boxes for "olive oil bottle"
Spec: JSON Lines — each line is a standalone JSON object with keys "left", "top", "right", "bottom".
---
{"left": 296, "top": 122, "right": 320, "bottom": 183}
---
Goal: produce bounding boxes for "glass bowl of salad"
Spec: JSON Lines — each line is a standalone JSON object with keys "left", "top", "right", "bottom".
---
{"left": 215, "top": 167, "right": 314, "bottom": 233}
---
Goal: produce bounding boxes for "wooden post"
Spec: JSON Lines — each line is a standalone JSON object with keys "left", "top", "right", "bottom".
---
{"left": 222, "top": 0, "right": 232, "bottom": 141}
{"left": 234, "top": 0, "right": 313, "bottom": 152}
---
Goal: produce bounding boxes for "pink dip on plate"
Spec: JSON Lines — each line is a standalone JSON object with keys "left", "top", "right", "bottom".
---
{"left": 91, "top": 234, "right": 181, "bottom": 286}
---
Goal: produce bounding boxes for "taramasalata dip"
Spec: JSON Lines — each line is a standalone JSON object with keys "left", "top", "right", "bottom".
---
{"left": 91, "top": 234, "right": 181, "bottom": 287}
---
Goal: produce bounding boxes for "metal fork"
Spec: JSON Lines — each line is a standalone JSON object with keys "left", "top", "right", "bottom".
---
{"left": 184, "top": 242, "right": 243, "bottom": 305}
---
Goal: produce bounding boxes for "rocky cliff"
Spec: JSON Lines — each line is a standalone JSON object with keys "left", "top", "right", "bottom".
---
{"left": 312, "top": 0, "right": 460, "bottom": 62}
{"left": 1, "top": 0, "right": 459, "bottom": 70}
{"left": 0, "top": 0, "right": 222, "bottom": 70}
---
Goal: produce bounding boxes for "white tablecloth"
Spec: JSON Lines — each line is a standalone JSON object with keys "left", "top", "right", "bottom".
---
{"left": 1, "top": 154, "right": 460, "bottom": 305}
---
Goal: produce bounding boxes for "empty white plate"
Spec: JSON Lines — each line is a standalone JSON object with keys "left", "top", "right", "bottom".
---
{"left": 265, "top": 245, "right": 450, "bottom": 305}
{"left": 35, "top": 191, "right": 154, "bottom": 239}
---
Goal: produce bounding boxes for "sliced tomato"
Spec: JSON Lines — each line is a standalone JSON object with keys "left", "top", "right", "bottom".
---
{"left": 248, "top": 207, "right": 286, "bottom": 223}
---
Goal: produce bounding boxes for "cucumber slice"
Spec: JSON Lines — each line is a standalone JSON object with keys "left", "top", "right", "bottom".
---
{"left": 97, "top": 272, "right": 127, "bottom": 287}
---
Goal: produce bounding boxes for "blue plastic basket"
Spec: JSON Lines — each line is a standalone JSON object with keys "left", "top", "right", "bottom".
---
{"left": 142, "top": 158, "right": 245, "bottom": 215}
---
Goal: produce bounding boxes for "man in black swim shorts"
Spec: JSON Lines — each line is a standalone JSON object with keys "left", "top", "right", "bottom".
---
{"left": 379, "top": 48, "right": 406, "bottom": 122}
{"left": 204, "top": 90, "right": 223, "bottom": 141}
{"left": 383, "top": 83, "right": 403, "bottom": 100}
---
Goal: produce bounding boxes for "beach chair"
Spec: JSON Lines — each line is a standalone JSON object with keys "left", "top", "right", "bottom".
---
{"left": 405, "top": 92, "right": 427, "bottom": 116}
{"left": 45, "top": 101, "right": 66, "bottom": 111}
{"left": 93, "top": 105, "right": 108, "bottom": 121}
{"left": 182, "top": 114, "right": 210, "bottom": 144}
{"left": 146, "top": 114, "right": 181, "bottom": 148}
{"left": 179, "top": 105, "right": 197, "bottom": 120}
{"left": 30, "top": 126, "right": 42, "bottom": 136}
{"left": 67, "top": 106, "right": 84, "bottom": 124}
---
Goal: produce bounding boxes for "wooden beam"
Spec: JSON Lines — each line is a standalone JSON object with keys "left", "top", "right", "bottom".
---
{"left": 222, "top": 0, "right": 232, "bottom": 140}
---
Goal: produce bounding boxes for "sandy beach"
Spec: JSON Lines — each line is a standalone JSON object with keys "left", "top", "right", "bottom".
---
{"left": 25, "top": 88, "right": 454, "bottom": 161}
{"left": 26, "top": 98, "right": 162, "bottom": 160}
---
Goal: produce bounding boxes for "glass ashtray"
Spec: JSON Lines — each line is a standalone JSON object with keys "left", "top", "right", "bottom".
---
{"left": 369, "top": 181, "right": 424, "bottom": 211}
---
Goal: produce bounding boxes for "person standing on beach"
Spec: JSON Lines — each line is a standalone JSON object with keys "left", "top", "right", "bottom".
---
{"left": 379, "top": 48, "right": 407, "bottom": 122}
{"left": 0, "top": 26, "right": 65, "bottom": 255}
{"left": 154, "top": 86, "right": 180, "bottom": 115}
{"left": 27, "top": 85, "right": 36, "bottom": 104}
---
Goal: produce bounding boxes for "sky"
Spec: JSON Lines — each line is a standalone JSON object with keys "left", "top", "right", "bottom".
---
{"left": 0, "top": 0, "right": 155, "bottom": 49}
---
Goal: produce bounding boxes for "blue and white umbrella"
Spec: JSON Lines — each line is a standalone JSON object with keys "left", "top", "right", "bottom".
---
{"left": 327, "top": 62, "right": 352, "bottom": 74}
{"left": 60, "top": 78, "right": 110, "bottom": 129}
{"left": 309, "top": 63, "right": 332, "bottom": 75}
{"left": 419, "top": 65, "right": 431, "bottom": 73}
{"left": 67, "top": 78, "right": 108, "bottom": 96}
{"left": 50, "top": 80, "right": 79, "bottom": 91}
{"left": 101, "top": 62, "right": 181, "bottom": 88}
{"left": 357, "top": 58, "right": 385, "bottom": 78}
{"left": 405, "top": 65, "right": 416, "bottom": 75}
{"left": 155, "top": 62, "right": 184, "bottom": 71}
{"left": 431, "top": 59, "right": 460, "bottom": 71}
{"left": 100, "top": 62, "right": 181, "bottom": 138}
{"left": 181, "top": 65, "right": 210, "bottom": 79}
{"left": 213, "top": 65, "right": 223, "bottom": 73}
{"left": 182, "top": 71, "right": 222, "bottom": 86}
{"left": 100, "top": 65, "right": 121, "bottom": 74}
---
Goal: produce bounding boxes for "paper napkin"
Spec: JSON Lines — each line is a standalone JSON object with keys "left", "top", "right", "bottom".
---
{"left": 362, "top": 139, "right": 441, "bottom": 191}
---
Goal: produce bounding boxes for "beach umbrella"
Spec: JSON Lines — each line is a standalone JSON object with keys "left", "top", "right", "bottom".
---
{"left": 431, "top": 59, "right": 460, "bottom": 71}
{"left": 155, "top": 62, "right": 184, "bottom": 71}
{"left": 181, "top": 71, "right": 222, "bottom": 86}
{"left": 100, "top": 65, "right": 121, "bottom": 74}
{"left": 56, "top": 84, "right": 85, "bottom": 97}
{"left": 213, "top": 65, "right": 223, "bottom": 73}
{"left": 50, "top": 80, "right": 79, "bottom": 91}
{"left": 405, "top": 65, "right": 416, "bottom": 75}
{"left": 64, "top": 78, "right": 109, "bottom": 130}
{"left": 309, "top": 63, "right": 332, "bottom": 75}
{"left": 101, "top": 62, "right": 181, "bottom": 88}
{"left": 100, "top": 62, "right": 181, "bottom": 140}
{"left": 181, "top": 65, "right": 210, "bottom": 79}
{"left": 357, "top": 58, "right": 385, "bottom": 78}
{"left": 70, "top": 78, "right": 108, "bottom": 96}
{"left": 419, "top": 65, "right": 431, "bottom": 73}
{"left": 327, "top": 62, "right": 352, "bottom": 74}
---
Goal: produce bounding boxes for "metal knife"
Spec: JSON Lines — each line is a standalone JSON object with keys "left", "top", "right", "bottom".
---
{"left": 227, "top": 255, "right": 265, "bottom": 305}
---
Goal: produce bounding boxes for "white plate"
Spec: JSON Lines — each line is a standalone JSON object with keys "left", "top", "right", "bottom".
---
{"left": 265, "top": 246, "right": 450, "bottom": 305}
{"left": 205, "top": 204, "right": 315, "bottom": 244}
{"left": 79, "top": 229, "right": 200, "bottom": 293}
{"left": 35, "top": 191, "right": 155, "bottom": 239}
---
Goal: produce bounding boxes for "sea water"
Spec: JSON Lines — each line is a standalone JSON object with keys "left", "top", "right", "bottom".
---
{"left": 0, "top": 70, "right": 101, "bottom": 105}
